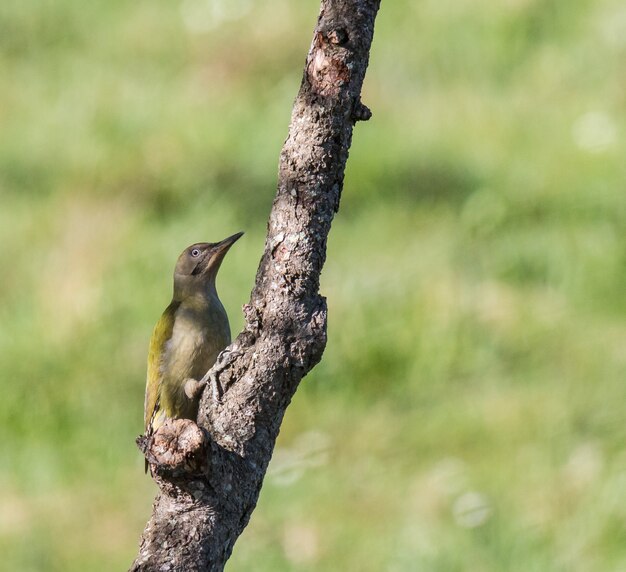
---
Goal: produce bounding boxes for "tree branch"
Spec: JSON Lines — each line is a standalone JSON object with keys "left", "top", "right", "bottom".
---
{"left": 131, "top": 1, "right": 381, "bottom": 570}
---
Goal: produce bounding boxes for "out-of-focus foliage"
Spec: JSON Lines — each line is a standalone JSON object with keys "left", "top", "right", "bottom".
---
{"left": 1, "top": 0, "right": 625, "bottom": 570}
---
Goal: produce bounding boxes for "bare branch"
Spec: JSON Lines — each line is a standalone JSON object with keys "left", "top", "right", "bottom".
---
{"left": 131, "top": 1, "right": 381, "bottom": 570}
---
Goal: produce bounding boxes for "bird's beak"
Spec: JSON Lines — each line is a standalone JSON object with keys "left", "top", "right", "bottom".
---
{"left": 206, "top": 231, "right": 244, "bottom": 274}
{"left": 215, "top": 231, "right": 244, "bottom": 255}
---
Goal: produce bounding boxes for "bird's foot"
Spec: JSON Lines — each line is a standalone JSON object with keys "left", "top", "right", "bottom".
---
{"left": 197, "top": 369, "right": 222, "bottom": 403}
{"left": 209, "top": 371, "right": 223, "bottom": 403}
{"left": 184, "top": 377, "right": 207, "bottom": 400}
{"left": 200, "top": 345, "right": 242, "bottom": 404}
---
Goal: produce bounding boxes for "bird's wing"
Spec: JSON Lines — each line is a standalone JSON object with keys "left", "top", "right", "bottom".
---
{"left": 144, "top": 300, "right": 180, "bottom": 433}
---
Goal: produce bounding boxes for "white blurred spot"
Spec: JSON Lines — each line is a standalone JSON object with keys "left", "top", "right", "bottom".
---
{"left": 598, "top": 5, "right": 626, "bottom": 48}
{"left": 563, "top": 442, "right": 603, "bottom": 491}
{"left": 409, "top": 458, "right": 468, "bottom": 518}
{"left": 572, "top": 111, "right": 618, "bottom": 153}
{"left": 428, "top": 457, "right": 468, "bottom": 495}
{"left": 180, "top": 0, "right": 252, "bottom": 33}
{"left": 282, "top": 522, "right": 320, "bottom": 565}
{"left": 268, "top": 431, "right": 330, "bottom": 486}
{"left": 452, "top": 491, "right": 492, "bottom": 528}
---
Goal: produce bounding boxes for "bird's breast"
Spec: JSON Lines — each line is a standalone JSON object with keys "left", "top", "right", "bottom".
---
{"left": 159, "top": 299, "right": 231, "bottom": 418}
{"left": 164, "top": 304, "right": 229, "bottom": 380}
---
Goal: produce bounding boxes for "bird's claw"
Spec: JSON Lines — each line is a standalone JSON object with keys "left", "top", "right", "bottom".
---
{"left": 200, "top": 346, "right": 243, "bottom": 404}
{"left": 210, "top": 371, "right": 223, "bottom": 403}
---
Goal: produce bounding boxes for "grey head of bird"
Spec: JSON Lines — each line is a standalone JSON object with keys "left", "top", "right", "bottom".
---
{"left": 173, "top": 231, "right": 243, "bottom": 301}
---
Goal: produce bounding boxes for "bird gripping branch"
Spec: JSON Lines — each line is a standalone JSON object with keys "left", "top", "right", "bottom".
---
{"left": 143, "top": 232, "right": 243, "bottom": 472}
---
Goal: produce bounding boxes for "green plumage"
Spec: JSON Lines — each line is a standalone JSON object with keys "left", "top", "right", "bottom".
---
{"left": 144, "top": 300, "right": 179, "bottom": 434}
{"left": 143, "top": 234, "right": 242, "bottom": 458}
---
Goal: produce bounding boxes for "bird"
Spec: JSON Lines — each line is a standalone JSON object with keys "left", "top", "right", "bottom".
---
{"left": 143, "top": 232, "right": 243, "bottom": 470}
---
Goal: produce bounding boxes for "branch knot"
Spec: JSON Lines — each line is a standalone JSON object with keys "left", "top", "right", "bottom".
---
{"left": 138, "top": 419, "right": 208, "bottom": 477}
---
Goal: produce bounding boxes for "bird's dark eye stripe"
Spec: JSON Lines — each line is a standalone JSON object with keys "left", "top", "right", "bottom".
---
{"left": 191, "top": 248, "right": 200, "bottom": 257}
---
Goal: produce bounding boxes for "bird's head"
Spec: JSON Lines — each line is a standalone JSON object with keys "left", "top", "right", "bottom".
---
{"left": 173, "top": 232, "right": 243, "bottom": 300}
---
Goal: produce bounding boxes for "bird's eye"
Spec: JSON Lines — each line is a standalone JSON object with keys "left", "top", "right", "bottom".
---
{"left": 191, "top": 248, "right": 201, "bottom": 257}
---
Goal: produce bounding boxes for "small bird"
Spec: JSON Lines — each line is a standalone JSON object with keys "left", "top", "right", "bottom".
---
{"left": 143, "top": 232, "right": 243, "bottom": 464}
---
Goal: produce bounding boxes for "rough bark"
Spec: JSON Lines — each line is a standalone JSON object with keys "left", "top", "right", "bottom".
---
{"left": 131, "top": 1, "right": 381, "bottom": 570}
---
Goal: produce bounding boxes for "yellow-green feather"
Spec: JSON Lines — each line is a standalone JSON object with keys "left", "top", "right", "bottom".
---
{"left": 144, "top": 300, "right": 180, "bottom": 434}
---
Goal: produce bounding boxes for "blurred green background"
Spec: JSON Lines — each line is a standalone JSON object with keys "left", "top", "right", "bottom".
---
{"left": 1, "top": 0, "right": 625, "bottom": 570}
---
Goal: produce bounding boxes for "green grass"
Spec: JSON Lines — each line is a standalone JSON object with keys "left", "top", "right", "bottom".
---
{"left": 1, "top": 0, "right": 625, "bottom": 570}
